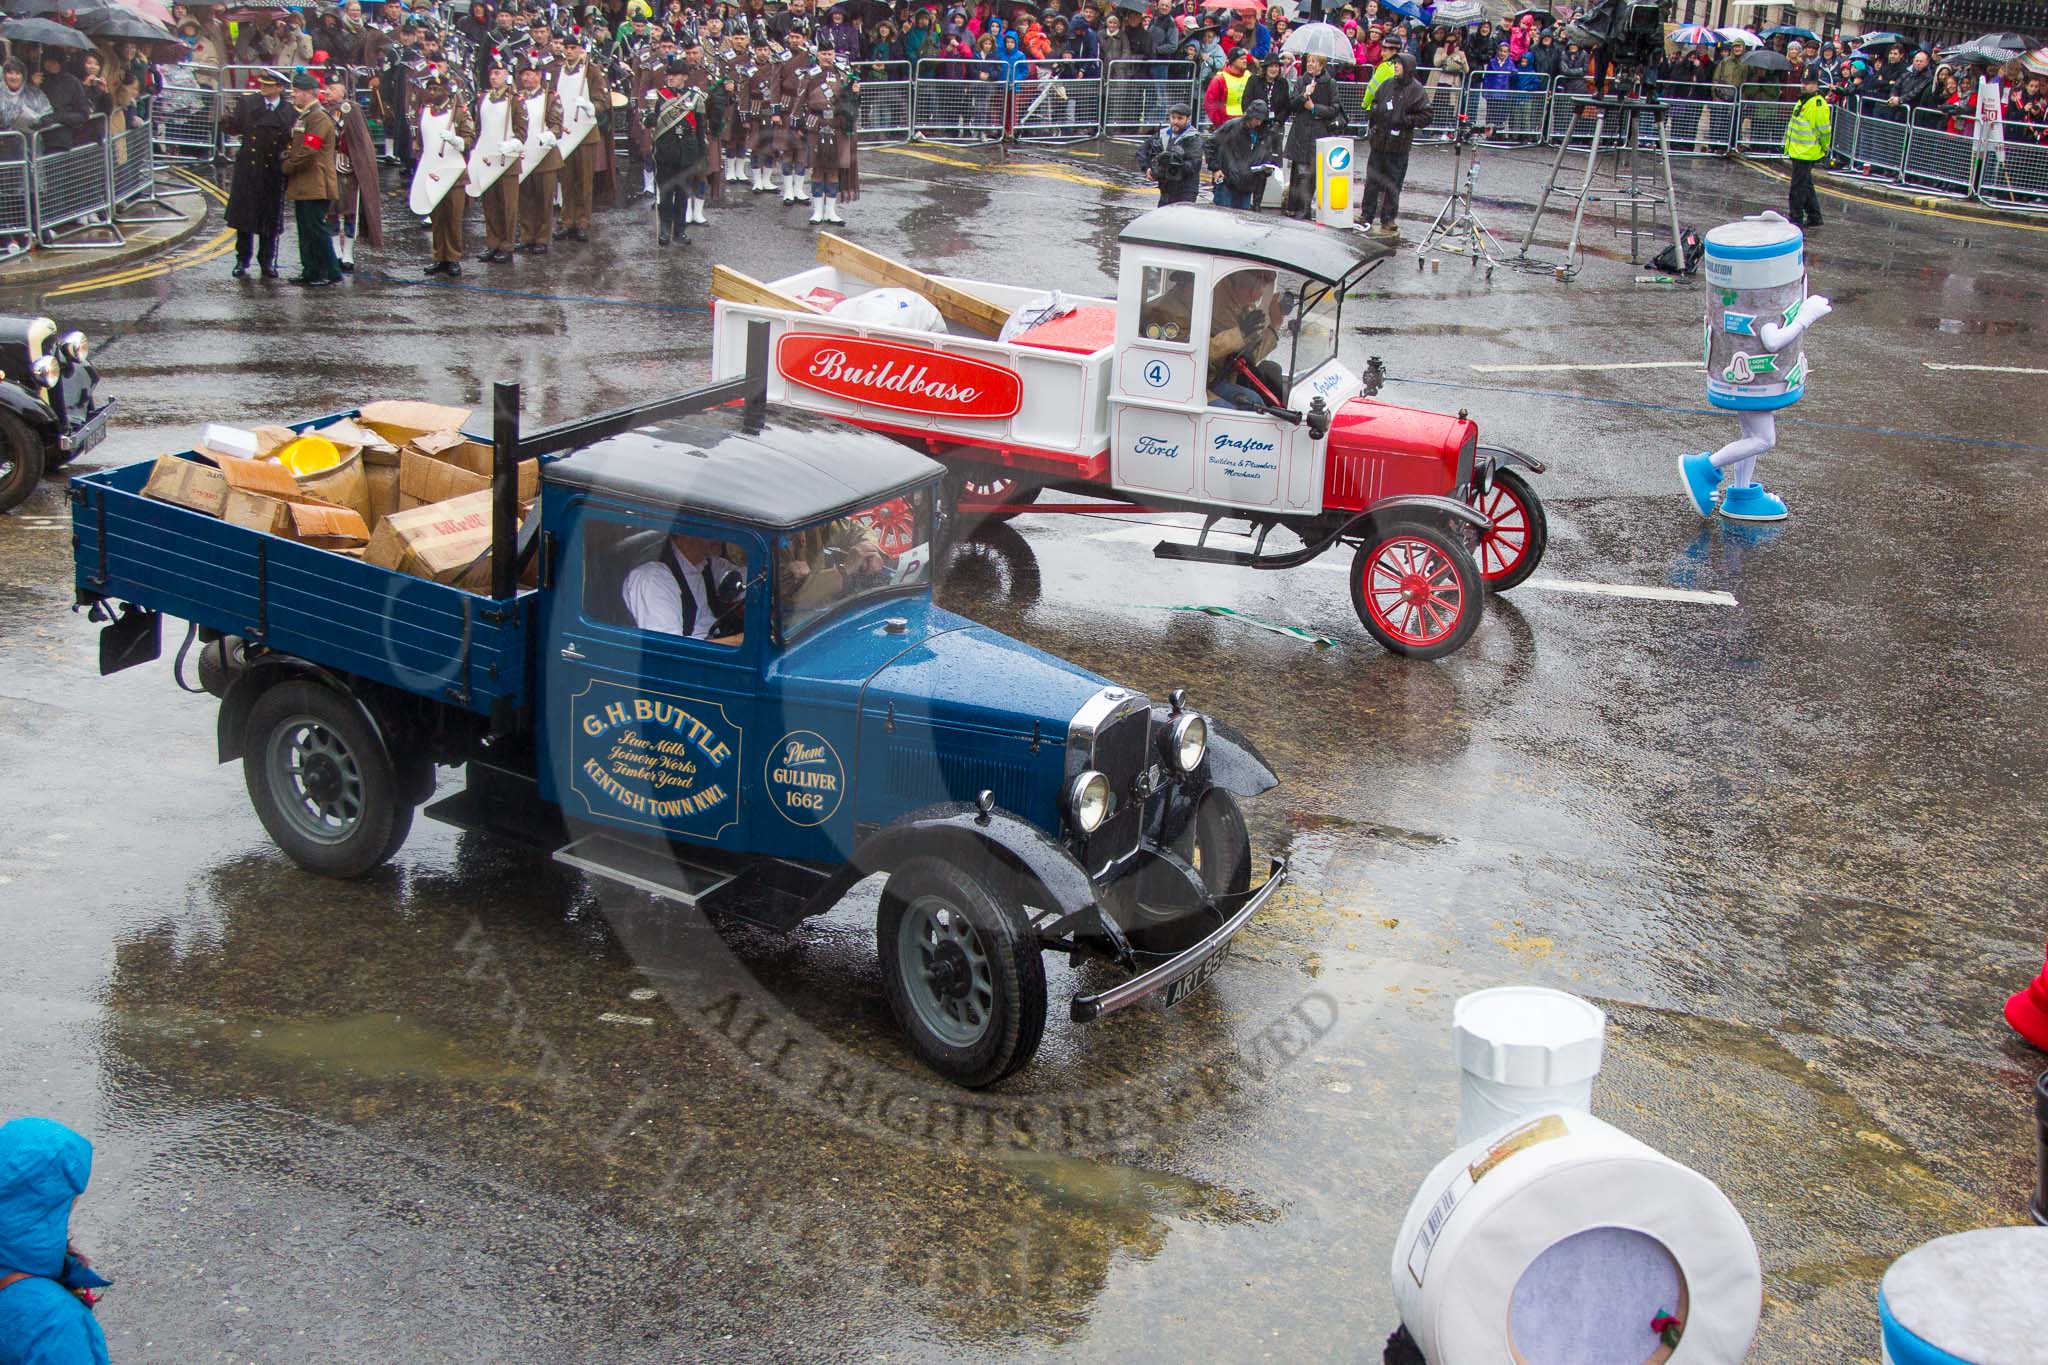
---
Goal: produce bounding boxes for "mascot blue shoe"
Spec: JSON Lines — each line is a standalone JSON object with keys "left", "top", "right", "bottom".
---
{"left": 1678, "top": 452, "right": 1723, "bottom": 517}
{"left": 1719, "top": 482, "right": 1788, "bottom": 522}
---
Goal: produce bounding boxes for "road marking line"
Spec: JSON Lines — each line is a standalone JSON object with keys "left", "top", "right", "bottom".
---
{"left": 597, "top": 1012, "right": 655, "bottom": 1027}
{"left": 1087, "top": 524, "right": 1736, "bottom": 604}
{"left": 41, "top": 170, "right": 229, "bottom": 298}
{"left": 1523, "top": 578, "right": 1737, "bottom": 606}
{"left": 1921, "top": 363, "right": 2048, "bottom": 374}
{"left": 1736, "top": 156, "right": 2048, "bottom": 234}
{"left": 1470, "top": 361, "right": 1696, "bottom": 373}
{"left": 873, "top": 144, "right": 1149, "bottom": 195}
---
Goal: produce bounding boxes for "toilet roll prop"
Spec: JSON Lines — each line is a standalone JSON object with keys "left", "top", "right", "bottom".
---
{"left": 1879, "top": 1227, "right": 2048, "bottom": 1364}
{"left": 1391, "top": 1107, "right": 1763, "bottom": 1365}
{"left": 1452, "top": 986, "right": 1607, "bottom": 1144}
{"left": 1677, "top": 211, "right": 1831, "bottom": 525}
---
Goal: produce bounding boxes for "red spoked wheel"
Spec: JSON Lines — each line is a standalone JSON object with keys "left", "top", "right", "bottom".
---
{"left": 853, "top": 497, "right": 919, "bottom": 556}
{"left": 1349, "top": 521, "right": 1485, "bottom": 660}
{"left": 1473, "top": 467, "right": 1548, "bottom": 592}
{"left": 945, "top": 466, "right": 1042, "bottom": 524}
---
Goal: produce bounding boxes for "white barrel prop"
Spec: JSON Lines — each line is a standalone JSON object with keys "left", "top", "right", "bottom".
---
{"left": 1453, "top": 987, "right": 1607, "bottom": 1144}
{"left": 1702, "top": 212, "right": 1809, "bottom": 412}
{"left": 1879, "top": 1227, "right": 2048, "bottom": 1364}
{"left": 1314, "top": 134, "right": 1353, "bottom": 229}
{"left": 408, "top": 109, "right": 467, "bottom": 214}
{"left": 1392, "top": 1108, "right": 1762, "bottom": 1364}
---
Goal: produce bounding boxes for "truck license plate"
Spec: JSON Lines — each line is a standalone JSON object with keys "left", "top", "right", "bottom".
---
{"left": 1161, "top": 943, "right": 1230, "bottom": 1009}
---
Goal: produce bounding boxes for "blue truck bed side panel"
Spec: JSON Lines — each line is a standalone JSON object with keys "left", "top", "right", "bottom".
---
{"left": 72, "top": 455, "right": 536, "bottom": 717}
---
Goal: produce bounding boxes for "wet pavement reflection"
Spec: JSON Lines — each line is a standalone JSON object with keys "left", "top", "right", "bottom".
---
{"left": 3, "top": 141, "right": 2045, "bottom": 1361}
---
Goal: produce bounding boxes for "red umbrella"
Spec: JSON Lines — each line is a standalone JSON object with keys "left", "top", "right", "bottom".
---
{"left": 118, "top": 0, "right": 173, "bottom": 23}
{"left": 1204, "top": 0, "right": 1266, "bottom": 13}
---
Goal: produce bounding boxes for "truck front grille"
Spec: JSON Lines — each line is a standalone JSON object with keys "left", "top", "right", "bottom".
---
{"left": 1082, "top": 706, "right": 1150, "bottom": 869}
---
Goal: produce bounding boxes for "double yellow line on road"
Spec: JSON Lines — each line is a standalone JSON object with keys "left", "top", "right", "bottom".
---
{"left": 45, "top": 169, "right": 235, "bottom": 300}
{"left": 871, "top": 144, "right": 1150, "bottom": 196}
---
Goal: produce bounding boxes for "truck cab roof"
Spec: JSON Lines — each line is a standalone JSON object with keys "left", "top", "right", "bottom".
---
{"left": 546, "top": 404, "right": 941, "bottom": 530}
{"left": 1116, "top": 205, "right": 1390, "bottom": 287}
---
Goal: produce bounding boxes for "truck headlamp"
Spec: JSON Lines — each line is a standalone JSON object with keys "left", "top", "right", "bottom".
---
{"left": 1168, "top": 712, "right": 1208, "bottom": 774}
{"left": 57, "top": 331, "right": 88, "bottom": 363}
{"left": 30, "top": 354, "right": 60, "bottom": 389}
{"left": 1066, "top": 770, "right": 1111, "bottom": 835}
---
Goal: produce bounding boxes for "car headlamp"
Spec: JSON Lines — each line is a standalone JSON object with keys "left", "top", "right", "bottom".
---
{"left": 57, "top": 331, "right": 88, "bottom": 363}
{"left": 1169, "top": 712, "right": 1208, "bottom": 774}
{"left": 30, "top": 354, "right": 61, "bottom": 388}
{"left": 1066, "top": 770, "right": 1111, "bottom": 835}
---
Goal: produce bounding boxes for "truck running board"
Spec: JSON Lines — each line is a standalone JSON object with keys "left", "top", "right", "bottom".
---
{"left": 553, "top": 834, "right": 738, "bottom": 909}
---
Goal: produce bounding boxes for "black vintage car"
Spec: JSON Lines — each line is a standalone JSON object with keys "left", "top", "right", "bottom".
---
{"left": 0, "top": 314, "right": 111, "bottom": 514}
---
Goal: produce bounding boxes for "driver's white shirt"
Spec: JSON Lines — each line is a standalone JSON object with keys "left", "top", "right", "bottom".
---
{"left": 621, "top": 554, "right": 733, "bottom": 639}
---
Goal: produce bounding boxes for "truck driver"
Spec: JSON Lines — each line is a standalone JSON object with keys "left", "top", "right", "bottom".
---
{"left": 1206, "top": 268, "right": 1286, "bottom": 410}
{"left": 622, "top": 532, "right": 746, "bottom": 645}
{"left": 778, "top": 517, "right": 890, "bottom": 615}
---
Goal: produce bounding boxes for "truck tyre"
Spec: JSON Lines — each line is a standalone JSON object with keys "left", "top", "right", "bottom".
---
{"left": 878, "top": 854, "right": 1047, "bottom": 1088}
{"left": 1186, "top": 789, "right": 1251, "bottom": 900}
{"left": 1474, "top": 467, "right": 1547, "bottom": 592}
{"left": 243, "top": 680, "right": 415, "bottom": 879}
{"left": 0, "top": 411, "right": 45, "bottom": 515}
{"left": 944, "top": 467, "right": 1041, "bottom": 525}
{"left": 1119, "top": 789, "right": 1251, "bottom": 954}
{"left": 1350, "top": 521, "right": 1485, "bottom": 661}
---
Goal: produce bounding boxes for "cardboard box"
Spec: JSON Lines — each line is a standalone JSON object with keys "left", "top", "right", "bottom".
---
{"left": 143, "top": 452, "right": 303, "bottom": 515}
{"left": 143, "top": 453, "right": 229, "bottom": 514}
{"left": 397, "top": 445, "right": 538, "bottom": 512}
{"left": 314, "top": 417, "right": 400, "bottom": 461}
{"left": 296, "top": 450, "right": 371, "bottom": 523}
{"left": 357, "top": 400, "right": 473, "bottom": 448}
{"left": 366, "top": 462, "right": 401, "bottom": 523}
{"left": 365, "top": 489, "right": 498, "bottom": 589}
{"left": 221, "top": 490, "right": 370, "bottom": 548}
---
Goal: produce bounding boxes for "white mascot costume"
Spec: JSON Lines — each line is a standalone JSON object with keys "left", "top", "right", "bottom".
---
{"left": 1679, "top": 211, "right": 1831, "bottom": 522}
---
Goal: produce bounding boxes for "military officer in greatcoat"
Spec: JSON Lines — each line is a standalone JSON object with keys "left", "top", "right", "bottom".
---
{"left": 222, "top": 69, "right": 297, "bottom": 279}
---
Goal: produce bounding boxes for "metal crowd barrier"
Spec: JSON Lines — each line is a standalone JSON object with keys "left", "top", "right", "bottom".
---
{"left": 1899, "top": 112, "right": 1977, "bottom": 197}
{"left": 857, "top": 60, "right": 912, "bottom": 143}
{"left": 1734, "top": 93, "right": 1797, "bottom": 156}
{"left": 111, "top": 119, "right": 186, "bottom": 223}
{"left": 1977, "top": 137, "right": 2048, "bottom": 212}
{"left": 910, "top": 59, "right": 1009, "bottom": 145}
{"left": 1101, "top": 59, "right": 1197, "bottom": 139}
{"left": 1465, "top": 73, "right": 1553, "bottom": 144}
{"left": 153, "top": 64, "right": 222, "bottom": 163}
{"left": 1013, "top": 60, "right": 1104, "bottom": 144}
{"left": 1839, "top": 95, "right": 1908, "bottom": 178}
{"left": 0, "top": 131, "right": 29, "bottom": 262}
{"left": 1657, "top": 94, "right": 1737, "bottom": 156}
{"left": 32, "top": 117, "right": 121, "bottom": 251}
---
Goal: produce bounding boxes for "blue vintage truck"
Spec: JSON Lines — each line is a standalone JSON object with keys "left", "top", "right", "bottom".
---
{"left": 70, "top": 326, "right": 1286, "bottom": 1087}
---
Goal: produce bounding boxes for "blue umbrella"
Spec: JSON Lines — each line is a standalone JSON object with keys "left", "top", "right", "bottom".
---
{"left": 1379, "top": 0, "right": 1428, "bottom": 20}
{"left": 1762, "top": 25, "right": 1817, "bottom": 41}
{"left": 1855, "top": 31, "right": 1908, "bottom": 50}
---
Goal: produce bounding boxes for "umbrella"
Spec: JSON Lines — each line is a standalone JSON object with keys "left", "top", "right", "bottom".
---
{"left": 1431, "top": 0, "right": 1482, "bottom": 25}
{"left": 1280, "top": 20, "right": 1352, "bottom": 59}
{"left": 1202, "top": 0, "right": 1265, "bottom": 14}
{"left": 1970, "top": 31, "right": 2036, "bottom": 51}
{"left": 117, "top": 0, "right": 171, "bottom": 18}
{"left": 1515, "top": 7, "right": 1551, "bottom": 20}
{"left": 1668, "top": 23, "right": 1718, "bottom": 46}
{"left": 76, "top": 6, "right": 170, "bottom": 39}
{"left": 1762, "top": 24, "right": 1817, "bottom": 40}
{"left": 1379, "top": 0, "right": 1428, "bottom": 21}
{"left": 1942, "top": 42, "right": 2017, "bottom": 68}
{"left": 1741, "top": 49, "right": 1792, "bottom": 70}
{"left": 2024, "top": 46, "right": 2048, "bottom": 76}
{"left": 0, "top": 14, "right": 97, "bottom": 47}
{"left": 1854, "top": 31, "right": 1907, "bottom": 50}
{"left": 1, "top": 0, "right": 116, "bottom": 15}
{"left": 1715, "top": 26, "right": 1761, "bottom": 47}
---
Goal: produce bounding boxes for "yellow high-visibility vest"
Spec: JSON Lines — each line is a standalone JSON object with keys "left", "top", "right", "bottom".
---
{"left": 1784, "top": 94, "right": 1831, "bottom": 161}
{"left": 1221, "top": 66, "right": 1250, "bottom": 116}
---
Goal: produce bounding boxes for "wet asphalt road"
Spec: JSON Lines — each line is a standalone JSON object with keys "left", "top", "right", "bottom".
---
{"left": 4, "top": 139, "right": 2048, "bottom": 1363}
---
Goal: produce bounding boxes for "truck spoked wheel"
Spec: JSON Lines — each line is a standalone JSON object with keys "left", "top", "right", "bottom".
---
{"left": 1473, "top": 468, "right": 1547, "bottom": 592}
{"left": 878, "top": 855, "right": 1046, "bottom": 1088}
{"left": 944, "top": 467, "right": 1041, "bottom": 525}
{"left": 0, "top": 411, "right": 43, "bottom": 515}
{"left": 244, "top": 681, "right": 414, "bottom": 879}
{"left": 852, "top": 496, "right": 918, "bottom": 557}
{"left": 1350, "top": 522, "right": 1485, "bottom": 660}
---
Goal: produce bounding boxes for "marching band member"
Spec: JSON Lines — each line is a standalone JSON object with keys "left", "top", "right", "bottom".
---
{"left": 414, "top": 68, "right": 475, "bottom": 276}
{"left": 775, "top": 29, "right": 815, "bottom": 203}
{"left": 515, "top": 60, "right": 564, "bottom": 255}
{"left": 794, "top": 44, "right": 857, "bottom": 225}
{"left": 320, "top": 69, "right": 384, "bottom": 273}
{"left": 554, "top": 30, "right": 611, "bottom": 242}
{"left": 643, "top": 61, "right": 708, "bottom": 245}
{"left": 472, "top": 57, "right": 526, "bottom": 264}
{"left": 746, "top": 32, "right": 782, "bottom": 193}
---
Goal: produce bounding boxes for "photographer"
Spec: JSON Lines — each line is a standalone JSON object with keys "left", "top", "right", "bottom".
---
{"left": 1207, "top": 97, "right": 1274, "bottom": 211}
{"left": 1137, "top": 100, "right": 1203, "bottom": 206}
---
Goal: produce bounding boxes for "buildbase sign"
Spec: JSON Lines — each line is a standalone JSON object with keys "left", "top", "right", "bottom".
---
{"left": 776, "top": 332, "right": 1024, "bottom": 419}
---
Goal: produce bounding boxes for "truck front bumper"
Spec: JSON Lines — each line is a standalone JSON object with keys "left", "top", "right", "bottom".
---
{"left": 1069, "top": 855, "right": 1287, "bottom": 1023}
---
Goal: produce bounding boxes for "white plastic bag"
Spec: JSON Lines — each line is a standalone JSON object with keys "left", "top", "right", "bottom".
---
{"left": 829, "top": 287, "right": 946, "bottom": 334}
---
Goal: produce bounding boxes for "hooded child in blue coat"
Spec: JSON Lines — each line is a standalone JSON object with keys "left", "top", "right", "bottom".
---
{"left": 0, "top": 1119, "right": 110, "bottom": 1365}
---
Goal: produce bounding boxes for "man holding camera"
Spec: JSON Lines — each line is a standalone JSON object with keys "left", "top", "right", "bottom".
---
{"left": 1138, "top": 102, "right": 1203, "bottom": 205}
{"left": 1208, "top": 98, "right": 1274, "bottom": 211}
{"left": 1358, "top": 50, "right": 1431, "bottom": 239}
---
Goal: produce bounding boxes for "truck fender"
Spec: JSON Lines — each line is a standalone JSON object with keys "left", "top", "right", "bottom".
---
{"left": 0, "top": 380, "right": 57, "bottom": 441}
{"left": 216, "top": 657, "right": 398, "bottom": 787}
{"left": 804, "top": 801, "right": 1100, "bottom": 924}
{"left": 1478, "top": 442, "right": 1547, "bottom": 476}
{"left": 1356, "top": 493, "right": 1493, "bottom": 534}
{"left": 1147, "top": 704, "right": 1277, "bottom": 801}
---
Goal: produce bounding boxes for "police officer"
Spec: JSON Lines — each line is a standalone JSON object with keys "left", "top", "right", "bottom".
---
{"left": 1138, "top": 101, "right": 1203, "bottom": 206}
{"left": 1782, "top": 69, "right": 1830, "bottom": 230}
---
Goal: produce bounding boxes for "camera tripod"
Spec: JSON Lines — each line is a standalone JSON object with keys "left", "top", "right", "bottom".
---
{"left": 1415, "top": 123, "right": 1512, "bottom": 277}
{"left": 1514, "top": 91, "right": 1683, "bottom": 280}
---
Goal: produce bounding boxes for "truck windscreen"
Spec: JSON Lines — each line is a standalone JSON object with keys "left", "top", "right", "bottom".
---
{"left": 775, "top": 490, "right": 936, "bottom": 641}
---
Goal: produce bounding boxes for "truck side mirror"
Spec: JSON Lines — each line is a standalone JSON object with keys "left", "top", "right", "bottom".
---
{"left": 715, "top": 566, "right": 745, "bottom": 605}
